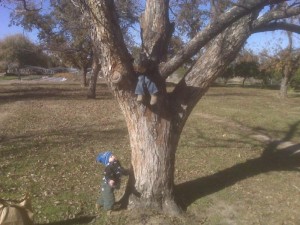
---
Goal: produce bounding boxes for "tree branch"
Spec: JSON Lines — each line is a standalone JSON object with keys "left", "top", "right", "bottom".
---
{"left": 253, "top": 22, "right": 300, "bottom": 34}
{"left": 159, "top": 0, "right": 287, "bottom": 78}
{"left": 252, "top": 6, "right": 300, "bottom": 29}
{"left": 82, "top": 0, "right": 134, "bottom": 88}
{"left": 170, "top": 14, "right": 253, "bottom": 136}
{"left": 18, "top": 0, "right": 42, "bottom": 11}
{"left": 140, "top": 0, "right": 173, "bottom": 62}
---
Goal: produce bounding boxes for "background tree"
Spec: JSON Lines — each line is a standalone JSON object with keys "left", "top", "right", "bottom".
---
{"left": 277, "top": 32, "right": 300, "bottom": 97}
{"left": 219, "top": 64, "right": 234, "bottom": 85}
{"left": 259, "top": 37, "right": 300, "bottom": 97}
{"left": 235, "top": 50, "right": 260, "bottom": 86}
{"left": 257, "top": 68, "right": 273, "bottom": 87}
{"left": 0, "top": 34, "right": 49, "bottom": 74}
{"left": 173, "top": 0, "right": 208, "bottom": 39}
{"left": 290, "top": 65, "right": 300, "bottom": 89}
{"left": 10, "top": 0, "right": 93, "bottom": 86}
{"left": 9, "top": 0, "right": 139, "bottom": 92}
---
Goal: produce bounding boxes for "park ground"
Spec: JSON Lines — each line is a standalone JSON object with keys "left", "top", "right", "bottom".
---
{"left": 0, "top": 76, "right": 300, "bottom": 225}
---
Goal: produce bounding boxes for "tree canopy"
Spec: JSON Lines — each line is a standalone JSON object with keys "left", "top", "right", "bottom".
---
{"left": 0, "top": 34, "right": 50, "bottom": 72}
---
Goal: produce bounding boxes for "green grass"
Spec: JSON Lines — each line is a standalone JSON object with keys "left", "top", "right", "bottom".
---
{"left": 0, "top": 82, "right": 299, "bottom": 224}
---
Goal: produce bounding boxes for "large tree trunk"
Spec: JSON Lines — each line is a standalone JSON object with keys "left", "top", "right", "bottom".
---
{"left": 80, "top": 0, "right": 177, "bottom": 214}
{"left": 83, "top": 0, "right": 257, "bottom": 215}
{"left": 122, "top": 106, "right": 180, "bottom": 215}
{"left": 121, "top": 0, "right": 180, "bottom": 214}
{"left": 123, "top": 15, "right": 254, "bottom": 215}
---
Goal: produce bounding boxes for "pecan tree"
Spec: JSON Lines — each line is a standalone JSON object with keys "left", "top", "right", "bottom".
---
{"left": 77, "top": 0, "right": 300, "bottom": 215}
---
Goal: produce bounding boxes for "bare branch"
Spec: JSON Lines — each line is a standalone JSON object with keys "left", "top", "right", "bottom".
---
{"left": 252, "top": 6, "right": 300, "bottom": 29}
{"left": 171, "top": 15, "right": 253, "bottom": 134}
{"left": 80, "top": 0, "right": 134, "bottom": 87}
{"left": 70, "top": 0, "right": 80, "bottom": 8}
{"left": 18, "top": 0, "right": 42, "bottom": 11}
{"left": 253, "top": 22, "right": 300, "bottom": 34}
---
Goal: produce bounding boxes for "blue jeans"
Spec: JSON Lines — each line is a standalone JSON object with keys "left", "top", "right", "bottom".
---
{"left": 135, "top": 75, "right": 158, "bottom": 95}
{"left": 97, "top": 180, "right": 115, "bottom": 210}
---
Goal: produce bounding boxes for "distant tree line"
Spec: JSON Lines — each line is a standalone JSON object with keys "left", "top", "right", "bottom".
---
{"left": 0, "top": 34, "right": 61, "bottom": 74}
{"left": 220, "top": 48, "right": 300, "bottom": 95}
{"left": 1, "top": 33, "right": 299, "bottom": 96}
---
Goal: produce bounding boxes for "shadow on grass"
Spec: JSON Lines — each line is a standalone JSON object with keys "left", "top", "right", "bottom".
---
{"left": 175, "top": 121, "right": 300, "bottom": 210}
{"left": 0, "top": 126, "right": 127, "bottom": 158}
{"left": 36, "top": 216, "right": 95, "bottom": 225}
{"left": 0, "top": 83, "right": 112, "bottom": 104}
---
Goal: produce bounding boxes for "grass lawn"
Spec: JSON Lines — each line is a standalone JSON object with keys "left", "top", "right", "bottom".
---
{"left": 0, "top": 80, "right": 299, "bottom": 225}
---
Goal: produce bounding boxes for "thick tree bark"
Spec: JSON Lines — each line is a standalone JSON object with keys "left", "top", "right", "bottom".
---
{"left": 120, "top": 0, "right": 179, "bottom": 214}
{"left": 140, "top": 0, "right": 173, "bottom": 62}
{"left": 86, "top": 0, "right": 134, "bottom": 89}
{"left": 122, "top": 106, "right": 180, "bottom": 214}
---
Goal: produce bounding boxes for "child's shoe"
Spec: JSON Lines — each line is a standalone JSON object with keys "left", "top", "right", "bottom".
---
{"left": 150, "top": 94, "right": 158, "bottom": 105}
{"left": 137, "top": 95, "right": 144, "bottom": 103}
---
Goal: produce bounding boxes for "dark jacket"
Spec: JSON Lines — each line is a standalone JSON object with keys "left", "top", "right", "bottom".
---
{"left": 104, "top": 160, "right": 128, "bottom": 186}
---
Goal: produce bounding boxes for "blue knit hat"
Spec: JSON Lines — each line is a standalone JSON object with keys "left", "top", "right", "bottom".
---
{"left": 96, "top": 151, "right": 112, "bottom": 166}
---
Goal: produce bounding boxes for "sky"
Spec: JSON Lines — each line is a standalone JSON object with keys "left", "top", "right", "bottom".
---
{"left": 0, "top": 4, "right": 299, "bottom": 55}
{"left": 0, "top": 4, "right": 39, "bottom": 41}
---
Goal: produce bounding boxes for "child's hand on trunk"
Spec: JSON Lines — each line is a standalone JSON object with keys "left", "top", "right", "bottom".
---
{"left": 108, "top": 180, "right": 115, "bottom": 187}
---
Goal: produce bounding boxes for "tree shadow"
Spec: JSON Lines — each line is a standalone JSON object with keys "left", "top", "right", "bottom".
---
{"left": 0, "top": 126, "right": 127, "bottom": 158}
{"left": 175, "top": 121, "right": 300, "bottom": 210}
{"left": 36, "top": 216, "right": 95, "bottom": 225}
{"left": 0, "top": 83, "right": 113, "bottom": 104}
{"left": 206, "top": 92, "right": 260, "bottom": 97}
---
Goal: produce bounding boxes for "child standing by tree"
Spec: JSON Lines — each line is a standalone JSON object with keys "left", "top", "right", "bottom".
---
{"left": 96, "top": 151, "right": 128, "bottom": 214}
